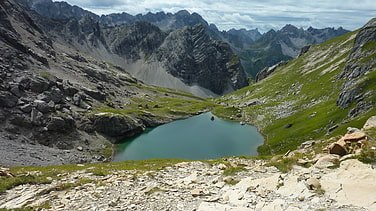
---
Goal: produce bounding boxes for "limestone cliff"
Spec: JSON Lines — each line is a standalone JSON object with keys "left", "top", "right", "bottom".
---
{"left": 337, "top": 18, "right": 376, "bottom": 114}
{"left": 153, "top": 24, "right": 248, "bottom": 95}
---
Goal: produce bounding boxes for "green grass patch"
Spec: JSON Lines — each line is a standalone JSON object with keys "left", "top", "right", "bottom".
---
{"left": 362, "top": 41, "right": 376, "bottom": 52}
{"left": 223, "top": 166, "right": 246, "bottom": 176}
{"left": 266, "top": 157, "right": 298, "bottom": 173}
{"left": 225, "top": 179, "right": 240, "bottom": 185}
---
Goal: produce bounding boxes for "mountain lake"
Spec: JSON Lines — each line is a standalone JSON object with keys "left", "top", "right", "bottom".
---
{"left": 113, "top": 112, "right": 264, "bottom": 161}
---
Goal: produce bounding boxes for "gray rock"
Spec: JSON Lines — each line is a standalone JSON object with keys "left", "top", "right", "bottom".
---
{"left": 31, "top": 108, "right": 44, "bottom": 126}
{"left": 298, "top": 140, "right": 315, "bottom": 150}
{"left": 0, "top": 91, "right": 18, "bottom": 107}
{"left": 34, "top": 100, "right": 51, "bottom": 113}
{"left": 17, "top": 77, "right": 30, "bottom": 90}
{"left": 72, "top": 93, "right": 82, "bottom": 106}
{"left": 29, "top": 77, "right": 50, "bottom": 93}
{"left": 9, "top": 114, "right": 31, "bottom": 128}
{"left": 347, "top": 101, "right": 373, "bottom": 118}
{"left": 63, "top": 83, "right": 78, "bottom": 96}
{"left": 38, "top": 88, "right": 64, "bottom": 103}
{"left": 9, "top": 84, "right": 22, "bottom": 97}
{"left": 83, "top": 88, "right": 106, "bottom": 101}
{"left": 346, "top": 127, "right": 361, "bottom": 134}
{"left": 19, "top": 103, "right": 32, "bottom": 113}
{"left": 46, "top": 117, "right": 66, "bottom": 131}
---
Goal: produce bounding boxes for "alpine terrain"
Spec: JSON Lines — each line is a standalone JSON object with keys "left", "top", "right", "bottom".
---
{"left": 0, "top": 0, "right": 375, "bottom": 210}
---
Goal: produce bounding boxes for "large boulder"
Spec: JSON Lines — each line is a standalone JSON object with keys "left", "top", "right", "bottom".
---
{"left": 0, "top": 91, "right": 18, "bottom": 107}
{"left": 92, "top": 113, "right": 144, "bottom": 143}
{"left": 29, "top": 77, "right": 50, "bottom": 93}
{"left": 9, "top": 113, "right": 32, "bottom": 128}
{"left": 363, "top": 116, "right": 376, "bottom": 130}
{"left": 83, "top": 87, "right": 106, "bottom": 101}
{"left": 46, "top": 116, "right": 74, "bottom": 132}
{"left": 328, "top": 142, "right": 348, "bottom": 156}
{"left": 33, "top": 100, "right": 52, "bottom": 113}
{"left": 37, "top": 88, "right": 64, "bottom": 103}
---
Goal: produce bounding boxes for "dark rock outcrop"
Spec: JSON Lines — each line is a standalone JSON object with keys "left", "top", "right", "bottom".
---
{"left": 255, "top": 61, "right": 288, "bottom": 82}
{"left": 0, "top": 91, "right": 18, "bottom": 107}
{"left": 105, "top": 21, "right": 167, "bottom": 61}
{"left": 336, "top": 18, "right": 376, "bottom": 110}
{"left": 92, "top": 114, "right": 144, "bottom": 144}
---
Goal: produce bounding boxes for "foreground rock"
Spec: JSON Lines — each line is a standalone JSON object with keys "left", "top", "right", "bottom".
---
{"left": 0, "top": 157, "right": 375, "bottom": 210}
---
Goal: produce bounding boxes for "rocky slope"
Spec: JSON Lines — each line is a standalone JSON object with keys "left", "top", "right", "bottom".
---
{"left": 216, "top": 18, "right": 376, "bottom": 156}
{"left": 0, "top": 0, "right": 216, "bottom": 167}
{"left": 0, "top": 119, "right": 375, "bottom": 210}
{"left": 337, "top": 18, "right": 376, "bottom": 110}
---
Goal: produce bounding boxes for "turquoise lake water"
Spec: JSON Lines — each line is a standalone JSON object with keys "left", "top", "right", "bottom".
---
{"left": 113, "top": 113, "right": 264, "bottom": 161}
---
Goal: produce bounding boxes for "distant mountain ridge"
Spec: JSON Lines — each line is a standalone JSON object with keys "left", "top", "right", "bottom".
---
{"left": 21, "top": 0, "right": 349, "bottom": 79}
{"left": 241, "top": 24, "right": 350, "bottom": 77}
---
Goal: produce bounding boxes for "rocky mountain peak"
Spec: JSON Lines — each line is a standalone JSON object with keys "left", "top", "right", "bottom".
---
{"left": 21, "top": 0, "right": 96, "bottom": 20}
{"left": 280, "top": 24, "right": 299, "bottom": 32}
{"left": 154, "top": 23, "right": 248, "bottom": 95}
{"left": 175, "top": 10, "right": 190, "bottom": 17}
{"left": 108, "top": 21, "right": 167, "bottom": 60}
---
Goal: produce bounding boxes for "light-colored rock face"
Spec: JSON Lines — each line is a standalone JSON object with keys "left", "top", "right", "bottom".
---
{"left": 1, "top": 158, "right": 375, "bottom": 211}
{"left": 363, "top": 116, "right": 376, "bottom": 130}
{"left": 320, "top": 159, "right": 376, "bottom": 210}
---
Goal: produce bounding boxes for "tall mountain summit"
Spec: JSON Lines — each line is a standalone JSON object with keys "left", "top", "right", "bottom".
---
{"left": 18, "top": 0, "right": 346, "bottom": 78}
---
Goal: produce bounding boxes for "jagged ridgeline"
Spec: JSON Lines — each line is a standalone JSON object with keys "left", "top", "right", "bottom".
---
{"left": 216, "top": 18, "right": 376, "bottom": 155}
{"left": 20, "top": 0, "right": 349, "bottom": 80}
{"left": 20, "top": 0, "right": 249, "bottom": 97}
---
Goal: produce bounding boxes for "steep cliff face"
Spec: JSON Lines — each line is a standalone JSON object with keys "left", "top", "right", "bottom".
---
{"left": 153, "top": 24, "right": 248, "bottom": 95}
{"left": 336, "top": 18, "right": 376, "bottom": 112}
{"left": 104, "top": 21, "right": 167, "bottom": 61}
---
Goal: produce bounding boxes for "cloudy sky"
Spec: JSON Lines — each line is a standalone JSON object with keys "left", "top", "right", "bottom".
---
{"left": 60, "top": 0, "right": 375, "bottom": 33}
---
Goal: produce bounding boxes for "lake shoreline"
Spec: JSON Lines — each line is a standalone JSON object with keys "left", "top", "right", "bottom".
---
{"left": 113, "top": 112, "right": 264, "bottom": 161}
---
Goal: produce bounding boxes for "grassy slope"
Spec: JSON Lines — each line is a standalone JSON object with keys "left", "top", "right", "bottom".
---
{"left": 214, "top": 30, "right": 376, "bottom": 155}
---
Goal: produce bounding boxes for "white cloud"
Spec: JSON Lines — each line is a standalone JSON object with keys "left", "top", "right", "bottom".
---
{"left": 59, "top": 0, "right": 376, "bottom": 32}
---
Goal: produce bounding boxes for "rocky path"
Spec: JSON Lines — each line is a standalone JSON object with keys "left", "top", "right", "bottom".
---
{"left": 1, "top": 157, "right": 375, "bottom": 211}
